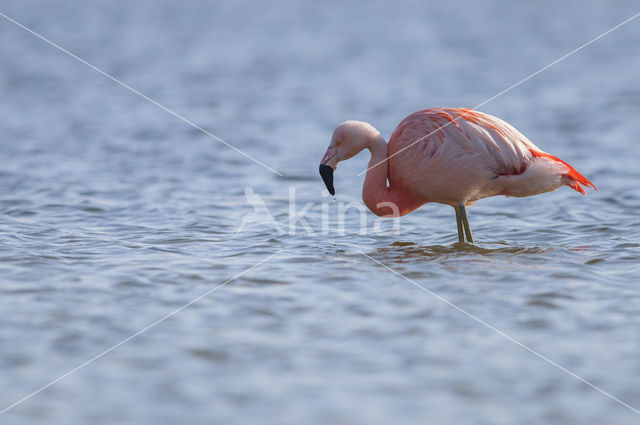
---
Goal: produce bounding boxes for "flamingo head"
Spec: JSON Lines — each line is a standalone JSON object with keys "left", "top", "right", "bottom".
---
{"left": 319, "top": 121, "right": 376, "bottom": 196}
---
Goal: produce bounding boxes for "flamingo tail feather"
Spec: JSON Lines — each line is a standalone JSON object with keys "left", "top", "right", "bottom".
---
{"left": 529, "top": 149, "right": 597, "bottom": 195}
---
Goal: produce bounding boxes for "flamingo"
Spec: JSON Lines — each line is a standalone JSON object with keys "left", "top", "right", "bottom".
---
{"left": 319, "top": 108, "right": 596, "bottom": 243}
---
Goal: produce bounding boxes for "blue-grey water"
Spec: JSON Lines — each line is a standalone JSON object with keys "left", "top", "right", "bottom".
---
{"left": 1, "top": 1, "right": 640, "bottom": 424}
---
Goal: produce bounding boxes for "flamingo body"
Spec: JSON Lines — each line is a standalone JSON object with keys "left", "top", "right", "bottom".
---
{"left": 387, "top": 108, "right": 594, "bottom": 207}
{"left": 319, "top": 107, "right": 596, "bottom": 243}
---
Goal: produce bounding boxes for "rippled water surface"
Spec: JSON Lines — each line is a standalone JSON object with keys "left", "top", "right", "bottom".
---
{"left": 1, "top": 1, "right": 640, "bottom": 424}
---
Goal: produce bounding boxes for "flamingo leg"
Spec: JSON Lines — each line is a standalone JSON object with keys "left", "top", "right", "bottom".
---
{"left": 458, "top": 203, "right": 474, "bottom": 244}
{"left": 455, "top": 208, "right": 464, "bottom": 242}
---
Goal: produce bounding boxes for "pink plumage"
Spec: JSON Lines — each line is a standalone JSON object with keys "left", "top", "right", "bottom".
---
{"left": 319, "top": 107, "right": 596, "bottom": 243}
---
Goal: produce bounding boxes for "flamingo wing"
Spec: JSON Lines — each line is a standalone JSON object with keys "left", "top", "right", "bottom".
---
{"left": 388, "top": 108, "right": 595, "bottom": 203}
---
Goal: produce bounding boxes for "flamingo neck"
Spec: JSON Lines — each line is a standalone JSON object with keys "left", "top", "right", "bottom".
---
{"left": 362, "top": 134, "right": 422, "bottom": 217}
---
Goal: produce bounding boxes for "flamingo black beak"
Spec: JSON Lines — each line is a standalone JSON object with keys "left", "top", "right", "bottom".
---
{"left": 319, "top": 164, "right": 335, "bottom": 195}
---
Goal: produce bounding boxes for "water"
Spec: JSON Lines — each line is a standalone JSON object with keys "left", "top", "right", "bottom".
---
{"left": 1, "top": 1, "right": 640, "bottom": 424}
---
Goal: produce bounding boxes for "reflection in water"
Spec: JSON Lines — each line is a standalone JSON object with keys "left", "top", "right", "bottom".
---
{"left": 376, "top": 241, "right": 554, "bottom": 262}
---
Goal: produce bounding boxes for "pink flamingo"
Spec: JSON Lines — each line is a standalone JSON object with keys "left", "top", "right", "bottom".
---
{"left": 319, "top": 108, "right": 596, "bottom": 243}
